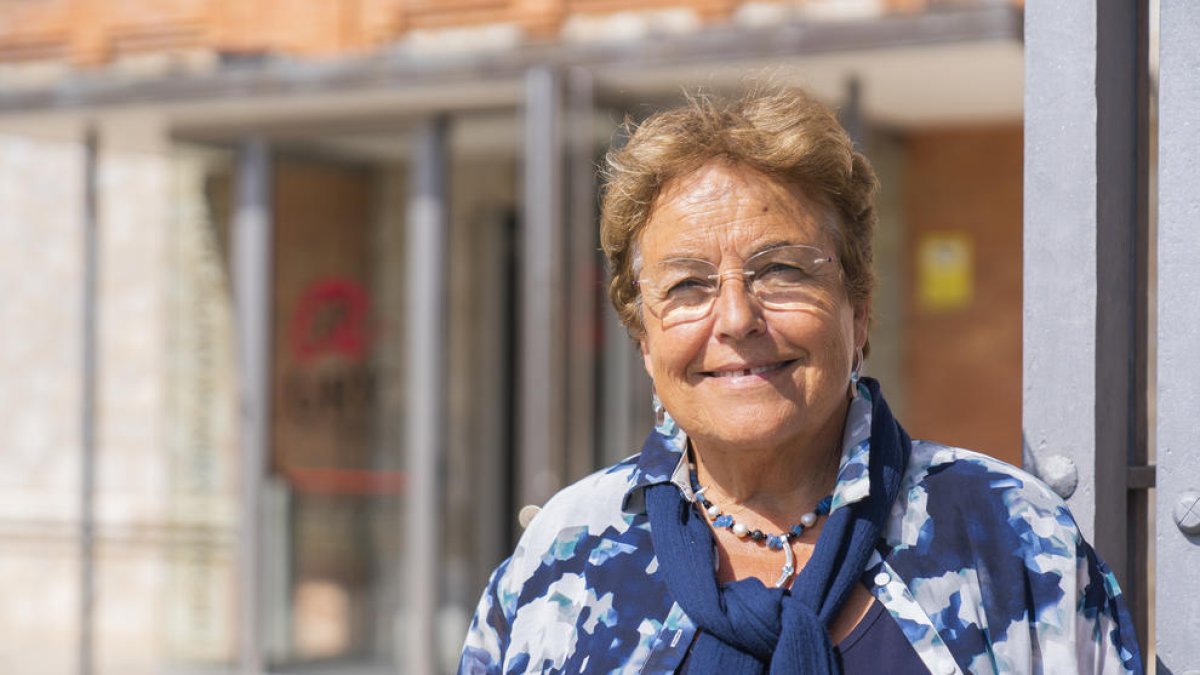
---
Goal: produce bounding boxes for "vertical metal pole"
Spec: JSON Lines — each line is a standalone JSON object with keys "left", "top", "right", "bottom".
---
{"left": 1094, "top": 0, "right": 1149, "bottom": 600}
{"left": 1023, "top": 0, "right": 1102, "bottom": 538}
{"left": 233, "top": 138, "right": 271, "bottom": 675}
{"left": 600, "top": 305, "right": 633, "bottom": 466}
{"left": 566, "top": 67, "right": 597, "bottom": 481}
{"left": 838, "top": 76, "right": 864, "bottom": 151}
{"left": 520, "top": 66, "right": 566, "bottom": 507}
{"left": 470, "top": 209, "right": 510, "bottom": 580}
{"left": 1126, "top": 0, "right": 1153, "bottom": 655}
{"left": 600, "top": 117, "right": 633, "bottom": 467}
{"left": 1023, "top": 0, "right": 1147, "bottom": 598}
{"left": 404, "top": 117, "right": 448, "bottom": 675}
{"left": 79, "top": 124, "right": 98, "bottom": 675}
{"left": 597, "top": 117, "right": 654, "bottom": 466}
{"left": 1155, "top": 0, "right": 1200, "bottom": 668}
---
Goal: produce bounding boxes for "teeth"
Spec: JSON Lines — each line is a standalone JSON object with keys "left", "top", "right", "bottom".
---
{"left": 715, "top": 363, "right": 780, "bottom": 377}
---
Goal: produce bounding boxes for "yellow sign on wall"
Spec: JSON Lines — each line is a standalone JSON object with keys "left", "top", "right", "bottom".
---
{"left": 918, "top": 232, "right": 974, "bottom": 311}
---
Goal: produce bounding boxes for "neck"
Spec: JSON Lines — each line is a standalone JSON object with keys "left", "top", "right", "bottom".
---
{"left": 690, "top": 398, "right": 847, "bottom": 524}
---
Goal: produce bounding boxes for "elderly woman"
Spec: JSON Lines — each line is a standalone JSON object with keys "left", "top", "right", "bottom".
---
{"left": 460, "top": 87, "right": 1141, "bottom": 674}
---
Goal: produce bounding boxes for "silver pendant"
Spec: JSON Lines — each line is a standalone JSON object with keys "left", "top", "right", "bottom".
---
{"left": 774, "top": 540, "right": 795, "bottom": 588}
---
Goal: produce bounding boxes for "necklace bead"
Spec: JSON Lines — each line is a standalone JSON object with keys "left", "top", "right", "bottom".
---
{"left": 691, "top": 476, "right": 834, "bottom": 588}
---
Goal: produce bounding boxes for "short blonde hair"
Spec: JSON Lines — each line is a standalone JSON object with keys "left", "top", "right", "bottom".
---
{"left": 600, "top": 86, "right": 879, "bottom": 347}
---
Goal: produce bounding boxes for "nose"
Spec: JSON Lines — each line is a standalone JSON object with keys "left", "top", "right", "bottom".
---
{"left": 711, "top": 272, "right": 765, "bottom": 340}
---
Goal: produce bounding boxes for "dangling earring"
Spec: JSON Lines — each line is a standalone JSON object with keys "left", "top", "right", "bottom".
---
{"left": 849, "top": 347, "right": 864, "bottom": 397}
{"left": 652, "top": 389, "right": 666, "bottom": 427}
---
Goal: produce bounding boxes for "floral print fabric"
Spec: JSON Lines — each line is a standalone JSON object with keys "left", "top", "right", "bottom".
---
{"left": 460, "top": 386, "right": 1142, "bottom": 674}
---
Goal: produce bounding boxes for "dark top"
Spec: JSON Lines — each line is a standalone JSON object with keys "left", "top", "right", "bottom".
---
{"left": 836, "top": 599, "right": 929, "bottom": 674}
{"left": 676, "top": 599, "right": 929, "bottom": 674}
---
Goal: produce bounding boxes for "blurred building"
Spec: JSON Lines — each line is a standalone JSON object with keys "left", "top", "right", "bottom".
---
{"left": 0, "top": 1, "right": 1025, "bottom": 673}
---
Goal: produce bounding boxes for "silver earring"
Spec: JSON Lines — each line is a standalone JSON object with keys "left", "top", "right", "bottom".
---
{"left": 653, "top": 390, "right": 666, "bottom": 427}
{"left": 849, "top": 347, "right": 864, "bottom": 392}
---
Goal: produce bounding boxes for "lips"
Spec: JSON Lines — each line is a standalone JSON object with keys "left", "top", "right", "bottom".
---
{"left": 703, "top": 359, "right": 797, "bottom": 378}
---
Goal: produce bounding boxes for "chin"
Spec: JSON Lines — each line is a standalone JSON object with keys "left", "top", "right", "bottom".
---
{"left": 680, "top": 384, "right": 848, "bottom": 453}
{"left": 692, "top": 405, "right": 803, "bottom": 450}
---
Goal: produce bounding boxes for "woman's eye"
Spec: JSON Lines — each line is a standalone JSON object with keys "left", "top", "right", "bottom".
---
{"left": 665, "top": 277, "right": 710, "bottom": 295}
{"left": 757, "top": 262, "right": 810, "bottom": 280}
{"left": 672, "top": 276, "right": 705, "bottom": 291}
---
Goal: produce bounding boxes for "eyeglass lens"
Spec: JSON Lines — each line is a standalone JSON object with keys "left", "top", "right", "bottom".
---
{"left": 641, "top": 245, "right": 834, "bottom": 327}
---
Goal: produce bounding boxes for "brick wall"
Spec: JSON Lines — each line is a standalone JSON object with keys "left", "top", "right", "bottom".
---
{"left": 902, "top": 125, "right": 1023, "bottom": 465}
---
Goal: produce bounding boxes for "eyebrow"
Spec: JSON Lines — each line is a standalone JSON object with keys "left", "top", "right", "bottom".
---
{"left": 650, "top": 237, "right": 816, "bottom": 267}
{"left": 751, "top": 239, "right": 807, "bottom": 255}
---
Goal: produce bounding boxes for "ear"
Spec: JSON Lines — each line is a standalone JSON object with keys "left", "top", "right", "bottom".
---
{"left": 640, "top": 337, "right": 655, "bottom": 379}
{"left": 852, "top": 298, "right": 871, "bottom": 351}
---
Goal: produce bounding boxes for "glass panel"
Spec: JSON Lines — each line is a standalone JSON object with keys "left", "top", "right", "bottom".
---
{"left": 439, "top": 143, "right": 520, "bottom": 670}
{"left": 190, "top": 119, "right": 528, "bottom": 672}
{"left": 261, "top": 158, "right": 404, "bottom": 670}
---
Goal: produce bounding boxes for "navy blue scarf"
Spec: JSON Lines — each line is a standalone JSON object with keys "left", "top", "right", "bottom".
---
{"left": 645, "top": 378, "right": 910, "bottom": 674}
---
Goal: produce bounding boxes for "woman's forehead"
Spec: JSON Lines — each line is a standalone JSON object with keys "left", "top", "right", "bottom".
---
{"left": 641, "top": 163, "right": 832, "bottom": 260}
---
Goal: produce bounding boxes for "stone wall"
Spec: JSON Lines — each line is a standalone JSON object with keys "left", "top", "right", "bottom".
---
{"left": 0, "top": 132, "right": 86, "bottom": 674}
{"left": 0, "top": 131, "right": 239, "bottom": 673}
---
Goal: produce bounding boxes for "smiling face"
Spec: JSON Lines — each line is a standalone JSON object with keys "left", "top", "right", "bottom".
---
{"left": 638, "top": 161, "right": 869, "bottom": 458}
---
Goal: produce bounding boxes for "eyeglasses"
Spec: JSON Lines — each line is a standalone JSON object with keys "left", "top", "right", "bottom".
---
{"left": 637, "top": 245, "right": 837, "bottom": 328}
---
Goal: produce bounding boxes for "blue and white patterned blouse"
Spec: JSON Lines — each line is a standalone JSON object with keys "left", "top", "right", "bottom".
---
{"left": 461, "top": 386, "right": 1142, "bottom": 674}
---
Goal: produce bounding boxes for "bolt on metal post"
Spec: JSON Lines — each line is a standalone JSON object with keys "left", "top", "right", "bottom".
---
{"left": 1173, "top": 491, "right": 1200, "bottom": 535}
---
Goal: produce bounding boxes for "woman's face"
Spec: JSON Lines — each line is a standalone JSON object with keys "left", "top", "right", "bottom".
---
{"left": 638, "top": 161, "right": 868, "bottom": 456}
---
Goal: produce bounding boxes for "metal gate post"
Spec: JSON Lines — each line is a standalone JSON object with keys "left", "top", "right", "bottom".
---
{"left": 1155, "top": 0, "right": 1200, "bottom": 669}
{"left": 79, "top": 124, "right": 99, "bottom": 675}
{"left": 1023, "top": 0, "right": 1149, "bottom": 624}
{"left": 565, "top": 66, "right": 597, "bottom": 482}
{"left": 405, "top": 117, "right": 449, "bottom": 675}
{"left": 519, "top": 66, "right": 566, "bottom": 508}
{"left": 233, "top": 137, "right": 271, "bottom": 675}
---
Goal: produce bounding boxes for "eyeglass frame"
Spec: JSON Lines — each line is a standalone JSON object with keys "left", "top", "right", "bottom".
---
{"left": 634, "top": 244, "right": 840, "bottom": 327}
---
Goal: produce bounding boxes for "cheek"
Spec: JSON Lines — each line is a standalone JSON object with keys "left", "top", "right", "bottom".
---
{"left": 782, "top": 310, "right": 855, "bottom": 372}
{"left": 814, "top": 313, "right": 852, "bottom": 357}
{"left": 643, "top": 328, "right": 705, "bottom": 382}
{"left": 823, "top": 314, "right": 858, "bottom": 376}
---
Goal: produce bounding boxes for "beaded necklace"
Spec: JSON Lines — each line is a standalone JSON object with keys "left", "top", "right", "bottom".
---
{"left": 691, "top": 475, "right": 833, "bottom": 589}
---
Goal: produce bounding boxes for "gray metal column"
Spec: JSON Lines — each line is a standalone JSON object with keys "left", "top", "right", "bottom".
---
{"left": 233, "top": 138, "right": 271, "bottom": 675}
{"left": 838, "top": 76, "right": 864, "bottom": 151}
{"left": 566, "top": 67, "right": 596, "bottom": 481}
{"left": 404, "top": 117, "right": 448, "bottom": 675}
{"left": 601, "top": 307, "right": 634, "bottom": 466}
{"left": 599, "top": 117, "right": 634, "bottom": 467}
{"left": 598, "top": 119, "right": 654, "bottom": 466}
{"left": 79, "top": 124, "right": 99, "bottom": 675}
{"left": 520, "top": 66, "right": 566, "bottom": 507}
{"left": 1155, "top": 0, "right": 1200, "bottom": 669}
{"left": 1023, "top": 0, "right": 1149, "bottom": 602}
